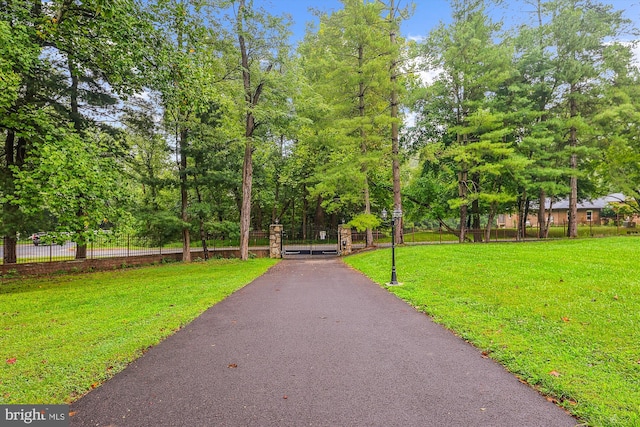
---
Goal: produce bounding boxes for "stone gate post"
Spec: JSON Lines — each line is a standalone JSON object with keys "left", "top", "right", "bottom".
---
{"left": 338, "top": 224, "right": 352, "bottom": 256}
{"left": 269, "top": 224, "right": 283, "bottom": 259}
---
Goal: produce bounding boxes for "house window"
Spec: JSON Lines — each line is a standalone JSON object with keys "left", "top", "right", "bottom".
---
{"left": 586, "top": 210, "right": 593, "bottom": 222}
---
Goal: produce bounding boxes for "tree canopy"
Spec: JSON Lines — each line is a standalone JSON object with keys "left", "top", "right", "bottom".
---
{"left": 1, "top": 0, "right": 638, "bottom": 262}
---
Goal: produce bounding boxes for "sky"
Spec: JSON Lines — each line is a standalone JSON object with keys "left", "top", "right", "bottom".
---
{"left": 262, "top": 0, "right": 640, "bottom": 44}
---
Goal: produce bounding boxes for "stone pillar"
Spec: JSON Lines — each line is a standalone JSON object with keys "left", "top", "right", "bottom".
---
{"left": 338, "top": 225, "right": 352, "bottom": 256}
{"left": 269, "top": 224, "right": 283, "bottom": 259}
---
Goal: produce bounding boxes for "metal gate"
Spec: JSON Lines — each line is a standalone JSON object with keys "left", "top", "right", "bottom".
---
{"left": 282, "top": 226, "right": 339, "bottom": 256}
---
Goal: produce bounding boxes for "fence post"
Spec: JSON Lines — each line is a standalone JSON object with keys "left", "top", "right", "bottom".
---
{"left": 338, "top": 224, "right": 352, "bottom": 256}
{"left": 127, "top": 235, "right": 130, "bottom": 258}
{"left": 269, "top": 224, "right": 283, "bottom": 259}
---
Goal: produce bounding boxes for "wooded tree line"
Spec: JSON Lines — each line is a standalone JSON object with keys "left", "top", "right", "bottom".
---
{"left": 1, "top": 0, "right": 638, "bottom": 263}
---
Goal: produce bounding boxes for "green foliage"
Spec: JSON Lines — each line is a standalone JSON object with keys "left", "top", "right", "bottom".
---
{"left": 2, "top": 0, "right": 639, "bottom": 261}
{"left": 295, "top": 0, "right": 406, "bottom": 243}
{"left": 409, "top": 0, "right": 520, "bottom": 240}
{"left": 134, "top": 210, "right": 184, "bottom": 246}
{"left": 347, "top": 213, "right": 381, "bottom": 232}
{"left": 0, "top": 21, "right": 30, "bottom": 112}
{"left": 16, "top": 129, "right": 132, "bottom": 237}
{"left": 594, "top": 74, "right": 640, "bottom": 214}
{"left": 406, "top": 0, "right": 635, "bottom": 241}
{"left": 0, "top": 0, "right": 155, "bottom": 260}
{"left": 206, "top": 220, "right": 240, "bottom": 241}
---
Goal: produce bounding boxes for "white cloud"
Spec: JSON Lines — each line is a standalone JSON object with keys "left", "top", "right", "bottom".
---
{"left": 406, "top": 34, "right": 426, "bottom": 43}
{"left": 418, "top": 69, "right": 440, "bottom": 85}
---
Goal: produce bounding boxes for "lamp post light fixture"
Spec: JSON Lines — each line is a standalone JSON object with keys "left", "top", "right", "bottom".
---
{"left": 382, "top": 208, "right": 402, "bottom": 286}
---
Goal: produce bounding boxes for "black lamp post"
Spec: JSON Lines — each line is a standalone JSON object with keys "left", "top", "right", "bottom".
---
{"left": 382, "top": 208, "right": 402, "bottom": 285}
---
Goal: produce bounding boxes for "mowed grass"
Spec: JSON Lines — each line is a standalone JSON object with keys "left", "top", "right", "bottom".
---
{"left": 0, "top": 258, "right": 277, "bottom": 404}
{"left": 345, "top": 237, "right": 640, "bottom": 427}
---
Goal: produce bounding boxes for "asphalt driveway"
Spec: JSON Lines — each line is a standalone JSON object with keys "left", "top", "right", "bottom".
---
{"left": 70, "top": 258, "right": 578, "bottom": 426}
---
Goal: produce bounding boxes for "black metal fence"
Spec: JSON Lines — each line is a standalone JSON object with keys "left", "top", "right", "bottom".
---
{"left": 351, "top": 224, "right": 635, "bottom": 246}
{"left": 2, "top": 225, "right": 633, "bottom": 264}
{"left": 0, "top": 231, "right": 270, "bottom": 265}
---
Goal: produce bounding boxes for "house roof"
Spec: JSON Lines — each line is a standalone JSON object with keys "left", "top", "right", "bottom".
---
{"left": 546, "top": 193, "right": 626, "bottom": 210}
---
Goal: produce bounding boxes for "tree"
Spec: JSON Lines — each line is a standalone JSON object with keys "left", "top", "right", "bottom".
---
{"left": 1, "top": 0, "right": 151, "bottom": 263}
{"left": 0, "top": 4, "right": 42, "bottom": 263}
{"left": 413, "top": 0, "right": 515, "bottom": 242}
{"left": 121, "top": 97, "right": 182, "bottom": 246}
{"left": 501, "top": 0, "right": 567, "bottom": 240}
{"left": 233, "top": 0, "right": 292, "bottom": 260}
{"left": 148, "top": 0, "right": 236, "bottom": 261}
{"left": 545, "top": 0, "right": 631, "bottom": 237}
{"left": 300, "top": 0, "right": 393, "bottom": 247}
{"left": 594, "top": 68, "right": 640, "bottom": 214}
{"left": 380, "top": 0, "right": 413, "bottom": 245}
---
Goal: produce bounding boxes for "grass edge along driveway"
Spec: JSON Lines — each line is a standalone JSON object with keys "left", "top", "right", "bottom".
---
{"left": 0, "top": 258, "right": 278, "bottom": 404}
{"left": 345, "top": 237, "right": 640, "bottom": 427}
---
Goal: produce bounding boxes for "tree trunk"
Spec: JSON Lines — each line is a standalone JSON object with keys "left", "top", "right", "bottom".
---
{"left": 238, "top": 1, "right": 252, "bottom": 261}
{"left": 357, "top": 44, "right": 374, "bottom": 247}
{"left": 253, "top": 203, "right": 263, "bottom": 231}
{"left": 2, "top": 131, "right": 18, "bottom": 264}
{"left": 545, "top": 198, "right": 554, "bottom": 239}
{"left": 237, "top": 0, "right": 272, "bottom": 260}
{"left": 239, "top": 134, "right": 252, "bottom": 260}
{"left": 458, "top": 169, "right": 468, "bottom": 243}
{"left": 3, "top": 236, "right": 17, "bottom": 265}
{"left": 472, "top": 199, "right": 482, "bottom": 242}
{"left": 364, "top": 176, "right": 374, "bottom": 247}
{"left": 199, "top": 219, "right": 208, "bottom": 261}
{"left": 538, "top": 189, "right": 547, "bottom": 238}
{"left": 485, "top": 202, "right": 497, "bottom": 243}
{"left": 302, "top": 194, "right": 308, "bottom": 240}
{"left": 179, "top": 128, "right": 191, "bottom": 262}
{"left": 314, "top": 196, "right": 325, "bottom": 230}
{"left": 195, "top": 183, "right": 208, "bottom": 260}
{"left": 523, "top": 198, "right": 531, "bottom": 239}
{"left": 389, "top": 0, "right": 403, "bottom": 245}
{"left": 568, "top": 85, "right": 578, "bottom": 238}
{"left": 519, "top": 194, "right": 531, "bottom": 241}
{"left": 516, "top": 190, "right": 527, "bottom": 241}
{"left": 3, "top": 133, "right": 27, "bottom": 263}
{"left": 471, "top": 173, "right": 482, "bottom": 242}
{"left": 69, "top": 59, "right": 89, "bottom": 260}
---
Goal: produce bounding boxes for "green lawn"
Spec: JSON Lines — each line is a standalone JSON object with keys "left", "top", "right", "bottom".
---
{"left": 345, "top": 237, "right": 640, "bottom": 427}
{"left": 0, "top": 258, "right": 277, "bottom": 404}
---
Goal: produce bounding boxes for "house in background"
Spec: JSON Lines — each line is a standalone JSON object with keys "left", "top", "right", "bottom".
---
{"left": 498, "top": 193, "right": 637, "bottom": 228}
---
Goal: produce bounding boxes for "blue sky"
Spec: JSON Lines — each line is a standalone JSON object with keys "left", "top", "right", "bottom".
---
{"left": 263, "top": 0, "right": 640, "bottom": 43}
